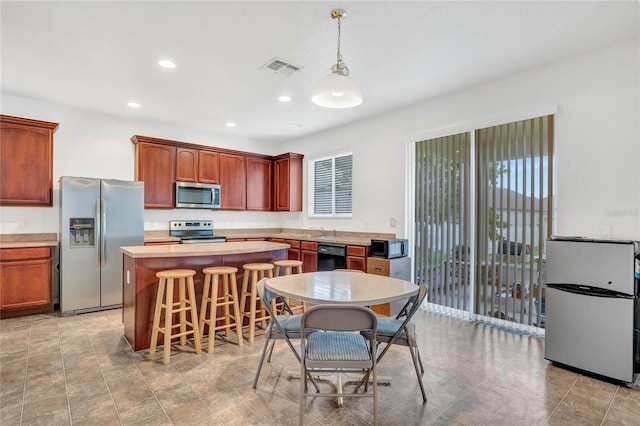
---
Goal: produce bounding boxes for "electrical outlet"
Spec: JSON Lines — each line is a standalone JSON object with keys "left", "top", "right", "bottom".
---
{"left": 390, "top": 217, "right": 396, "bottom": 228}
{"left": 23, "top": 219, "right": 31, "bottom": 229}
{"left": 593, "top": 225, "right": 612, "bottom": 237}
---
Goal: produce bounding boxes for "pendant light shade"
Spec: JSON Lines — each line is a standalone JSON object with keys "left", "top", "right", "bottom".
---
{"left": 312, "top": 72, "right": 363, "bottom": 108}
{"left": 312, "top": 9, "right": 363, "bottom": 108}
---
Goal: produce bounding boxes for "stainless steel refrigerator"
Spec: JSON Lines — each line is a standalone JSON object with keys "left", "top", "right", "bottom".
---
{"left": 545, "top": 236, "right": 639, "bottom": 384}
{"left": 59, "top": 177, "right": 144, "bottom": 315}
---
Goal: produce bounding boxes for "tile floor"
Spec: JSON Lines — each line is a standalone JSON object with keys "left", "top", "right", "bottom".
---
{"left": 1, "top": 308, "right": 639, "bottom": 425}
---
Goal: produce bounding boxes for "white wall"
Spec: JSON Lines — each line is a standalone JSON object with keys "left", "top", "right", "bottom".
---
{"left": 281, "top": 39, "right": 640, "bottom": 240}
{"left": 0, "top": 95, "right": 295, "bottom": 234}
{"left": 2, "top": 39, "right": 639, "bottom": 240}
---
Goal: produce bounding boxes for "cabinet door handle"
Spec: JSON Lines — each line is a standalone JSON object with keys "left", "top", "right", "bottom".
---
{"left": 374, "top": 267, "right": 382, "bottom": 272}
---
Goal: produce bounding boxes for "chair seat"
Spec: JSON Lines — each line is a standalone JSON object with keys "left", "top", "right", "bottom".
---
{"left": 307, "top": 331, "right": 372, "bottom": 362}
{"left": 367, "top": 318, "right": 415, "bottom": 343}
{"left": 274, "top": 315, "right": 302, "bottom": 333}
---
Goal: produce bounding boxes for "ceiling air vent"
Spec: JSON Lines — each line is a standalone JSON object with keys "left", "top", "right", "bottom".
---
{"left": 261, "top": 58, "right": 302, "bottom": 76}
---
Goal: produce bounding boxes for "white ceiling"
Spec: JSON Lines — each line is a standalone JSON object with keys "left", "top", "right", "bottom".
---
{"left": 1, "top": 1, "right": 638, "bottom": 143}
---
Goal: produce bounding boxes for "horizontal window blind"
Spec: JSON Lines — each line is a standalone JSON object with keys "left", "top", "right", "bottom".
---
{"left": 308, "top": 152, "right": 352, "bottom": 217}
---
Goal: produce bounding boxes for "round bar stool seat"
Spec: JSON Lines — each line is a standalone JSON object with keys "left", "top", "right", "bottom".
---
{"left": 199, "top": 266, "right": 243, "bottom": 353}
{"left": 273, "top": 259, "right": 305, "bottom": 314}
{"left": 240, "top": 263, "right": 275, "bottom": 343}
{"left": 149, "top": 269, "right": 201, "bottom": 364}
{"left": 273, "top": 259, "right": 303, "bottom": 276}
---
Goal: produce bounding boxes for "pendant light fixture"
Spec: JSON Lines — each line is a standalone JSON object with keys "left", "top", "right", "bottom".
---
{"left": 312, "top": 9, "right": 363, "bottom": 108}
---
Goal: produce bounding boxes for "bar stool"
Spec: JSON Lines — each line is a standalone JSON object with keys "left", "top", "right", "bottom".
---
{"left": 240, "top": 263, "right": 274, "bottom": 342}
{"left": 273, "top": 259, "right": 306, "bottom": 314}
{"left": 149, "top": 269, "right": 201, "bottom": 364}
{"left": 199, "top": 266, "right": 243, "bottom": 353}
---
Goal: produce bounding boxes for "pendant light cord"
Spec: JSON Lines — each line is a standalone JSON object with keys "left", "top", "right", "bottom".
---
{"left": 335, "top": 16, "right": 349, "bottom": 76}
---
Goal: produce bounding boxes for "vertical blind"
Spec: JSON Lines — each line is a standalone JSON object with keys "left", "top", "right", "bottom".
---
{"left": 414, "top": 132, "right": 471, "bottom": 312}
{"left": 475, "top": 115, "right": 553, "bottom": 330}
{"left": 414, "top": 115, "right": 553, "bottom": 333}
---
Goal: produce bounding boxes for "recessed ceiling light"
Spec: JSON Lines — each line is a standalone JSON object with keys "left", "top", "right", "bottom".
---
{"left": 278, "top": 95, "right": 292, "bottom": 102}
{"left": 158, "top": 60, "right": 176, "bottom": 68}
{"left": 225, "top": 122, "right": 237, "bottom": 127}
{"left": 127, "top": 102, "right": 141, "bottom": 108}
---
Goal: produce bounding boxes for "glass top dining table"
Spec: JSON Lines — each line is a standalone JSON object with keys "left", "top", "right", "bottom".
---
{"left": 264, "top": 270, "right": 418, "bottom": 306}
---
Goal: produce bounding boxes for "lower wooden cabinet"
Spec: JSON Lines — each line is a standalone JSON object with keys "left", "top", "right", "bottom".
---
{"left": 346, "top": 245, "right": 369, "bottom": 272}
{"left": 301, "top": 241, "right": 318, "bottom": 272}
{"left": 367, "top": 256, "right": 412, "bottom": 317}
{"left": 285, "top": 239, "right": 301, "bottom": 261}
{"left": 0, "top": 247, "right": 54, "bottom": 318}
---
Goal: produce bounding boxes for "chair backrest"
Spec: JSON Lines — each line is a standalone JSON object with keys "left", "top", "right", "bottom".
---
{"left": 257, "top": 277, "right": 294, "bottom": 316}
{"left": 396, "top": 280, "right": 427, "bottom": 320}
{"left": 301, "top": 305, "right": 377, "bottom": 334}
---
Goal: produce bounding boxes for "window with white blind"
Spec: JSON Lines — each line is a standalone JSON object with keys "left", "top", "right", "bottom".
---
{"left": 308, "top": 152, "right": 352, "bottom": 217}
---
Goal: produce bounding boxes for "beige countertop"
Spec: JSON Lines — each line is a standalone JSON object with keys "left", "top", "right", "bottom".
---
{"left": 0, "top": 233, "right": 58, "bottom": 249}
{"left": 121, "top": 241, "right": 290, "bottom": 259}
{"left": 144, "top": 228, "right": 393, "bottom": 246}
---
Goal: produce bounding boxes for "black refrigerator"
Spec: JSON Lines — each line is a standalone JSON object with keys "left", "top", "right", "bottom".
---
{"left": 544, "top": 236, "right": 639, "bottom": 384}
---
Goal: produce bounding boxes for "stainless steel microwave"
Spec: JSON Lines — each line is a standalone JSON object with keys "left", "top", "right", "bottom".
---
{"left": 371, "top": 239, "right": 409, "bottom": 259}
{"left": 175, "top": 181, "right": 221, "bottom": 209}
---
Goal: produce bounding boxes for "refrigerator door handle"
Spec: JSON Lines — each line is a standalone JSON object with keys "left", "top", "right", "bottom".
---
{"left": 95, "top": 198, "right": 101, "bottom": 267}
{"left": 101, "top": 198, "right": 107, "bottom": 266}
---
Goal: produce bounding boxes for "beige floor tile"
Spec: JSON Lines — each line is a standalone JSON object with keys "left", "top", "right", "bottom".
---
{"left": 1, "top": 307, "right": 639, "bottom": 425}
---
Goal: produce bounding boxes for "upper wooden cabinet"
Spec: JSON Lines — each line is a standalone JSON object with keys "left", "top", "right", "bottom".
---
{"left": 175, "top": 147, "right": 198, "bottom": 182}
{"left": 198, "top": 151, "right": 219, "bottom": 184}
{"left": 175, "top": 147, "right": 220, "bottom": 184}
{"left": 0, "top": 115, "right": 58, "bottom": 207}
{"left": 219, "top": 153, "right": 246, "bottom": 210}
{"left": 133, "top": 137, "right": 176, "bottom": 208}
{"left": 132, "top": 134, "right": 302, "bottom": 211}
{"left": 274, "top": 153, "right": 303, "bottom": 212}
{"left": 246, "top": 157, "right": 272, "bottom": 211}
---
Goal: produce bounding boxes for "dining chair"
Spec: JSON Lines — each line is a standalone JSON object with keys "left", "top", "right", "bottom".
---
{"left": 252, "top": 278, "right": 319, "bottom": 392}
{"left": 299, "top": 305, "right": 378, "bottom": 425}
{"left": 359, "top": 280, "right": 428, "bottom": 404}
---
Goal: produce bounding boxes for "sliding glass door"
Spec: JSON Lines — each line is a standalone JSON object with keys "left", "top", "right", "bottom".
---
{"left": 414, "top": 115, "right": 553, "bottom": 331}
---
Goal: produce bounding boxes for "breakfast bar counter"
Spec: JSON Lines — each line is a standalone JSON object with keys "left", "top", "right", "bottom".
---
{"left": 120, "top": 241, "right": 288, "bottom": 350}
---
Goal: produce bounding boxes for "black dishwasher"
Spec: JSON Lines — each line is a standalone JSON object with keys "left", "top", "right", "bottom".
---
{"left": 317, "top": 243, "right": 347, "bottom": 271}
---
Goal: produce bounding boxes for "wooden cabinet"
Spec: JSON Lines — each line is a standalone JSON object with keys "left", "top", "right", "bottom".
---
{"left": 219, "top": 153, "right": 246, "bottom": 210}
{"left": 346, "top": 245, "right": 369, "bottom": 272}
{"left": 198, "top": 151, "right": 219, "bottom": 183}
{"left": 301, "top": 241, "right": 318, "bottom": 272}
{"left": 0, "top": 115, "right": 58, "bottom": 206}
{"left": 175, "top": 147, "right": 198, "bottom": 182}
{"left": 133, "top": 134, "right": 301, "bottom": 211}
{"left": 274, "top": 153, "right": 303, "bottom": 212}
{"left": 285, "top": 239, "right": 301, "bottom": 260}
{"left": 134, "top": 138, "right": 176, "bottom": 208}
{"left": 0, "top": 247, "right": 53, "bottom": 318}
{"left": 367, "top": 256, "right": 412, "bottom": 317}
{"left": 246, "top": 157, "right": 273, "bottom": 211}
{"left": 176, "top": 148, "right": 220, "bottom": 184}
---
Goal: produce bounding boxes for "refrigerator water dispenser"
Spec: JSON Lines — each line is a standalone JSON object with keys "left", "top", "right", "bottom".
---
{"left": 69, "top": 218, "right": 95, "bottom": 247}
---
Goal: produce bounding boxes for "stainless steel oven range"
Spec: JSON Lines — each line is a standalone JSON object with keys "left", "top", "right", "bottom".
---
{"left": 169, "top": 220, "right": 226, "bottom": 244}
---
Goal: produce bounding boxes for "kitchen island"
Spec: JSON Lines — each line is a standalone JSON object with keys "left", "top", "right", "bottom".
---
{"left": 120, "top": 241, "right": 288, "bottom": 351}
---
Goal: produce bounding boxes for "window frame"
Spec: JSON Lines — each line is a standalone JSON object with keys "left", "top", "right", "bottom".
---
{"left": 307, "top": 151, "right": 353, "bottom": 218}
